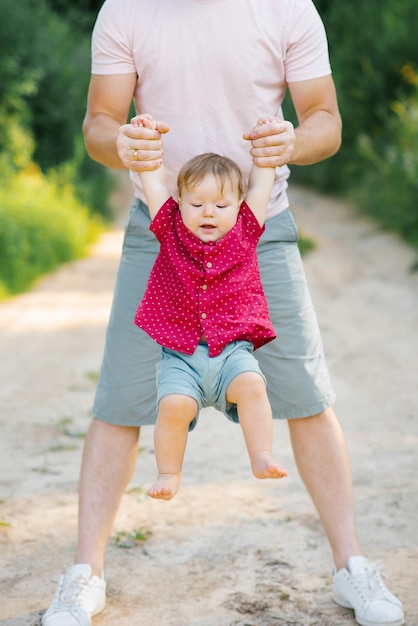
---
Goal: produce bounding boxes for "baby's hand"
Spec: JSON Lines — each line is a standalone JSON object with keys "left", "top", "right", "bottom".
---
{"left": 254, "top": 116, "right": 278, "bottom": 129}
{"left": 130, "top": 113, "right": 157, "bottom": 130}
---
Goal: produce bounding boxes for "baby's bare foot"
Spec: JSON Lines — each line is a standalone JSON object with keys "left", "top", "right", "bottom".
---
{"left": 147, "top": 473, "right": 181, "bottom": 500}
{"left": 251, "top": 453, "right": 288, "bottom": 479}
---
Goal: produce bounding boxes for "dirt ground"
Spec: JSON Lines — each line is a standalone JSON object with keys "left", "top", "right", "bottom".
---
{"left": 1, "top": 177, "right": 417, "bottom": 626}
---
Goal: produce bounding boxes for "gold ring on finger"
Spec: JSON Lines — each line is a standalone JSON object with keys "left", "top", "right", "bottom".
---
{"left": 133, "top": 149, "right": 138, "bottom": 160}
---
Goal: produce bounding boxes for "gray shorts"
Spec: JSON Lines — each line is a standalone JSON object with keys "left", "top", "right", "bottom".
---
{"left": 157, "top": 341, "right": 265, "bottom": 431}
{"left": 93, "top": 198, "right": 336, "bottom": 426}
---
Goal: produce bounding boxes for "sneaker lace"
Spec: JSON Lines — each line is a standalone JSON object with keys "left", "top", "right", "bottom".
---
{"left": 357, "top": 560, "right": 389, "bottom": 601}
{"left": 51, "top": 575, "right": 90, "bottom": 612}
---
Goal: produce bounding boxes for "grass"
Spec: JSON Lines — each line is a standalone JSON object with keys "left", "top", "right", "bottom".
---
{"left": 115, "top": 527, "right": 152, "bottom": 548}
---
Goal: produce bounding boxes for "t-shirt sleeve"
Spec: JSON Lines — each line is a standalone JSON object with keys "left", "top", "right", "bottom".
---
{"left": 91, "top": 0, "right": 137, "bottom": 74}
{"left": 284, "top": 0, "right": 332, "bottom": 82}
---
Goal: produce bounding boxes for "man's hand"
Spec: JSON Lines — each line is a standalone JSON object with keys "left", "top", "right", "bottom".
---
{"left": 116, "top": 118, "right": 170, "bottom": 172}
{"left": 243, "top": 117, "right": 295, "bottom": 168}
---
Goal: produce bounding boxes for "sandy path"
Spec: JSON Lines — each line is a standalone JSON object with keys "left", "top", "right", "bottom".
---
{"left": 1, "top": 178, "right": 417, "bottom": 625}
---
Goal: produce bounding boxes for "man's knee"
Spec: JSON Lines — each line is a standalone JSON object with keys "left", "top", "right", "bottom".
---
{"left": 89, "top": 417, "right": 140, "bottom": 445}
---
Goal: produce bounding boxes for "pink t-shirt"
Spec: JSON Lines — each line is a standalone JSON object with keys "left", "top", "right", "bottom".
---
{"left": 134, "top": 198, "right": 276, "bottom": 357}
{"left": 91, "top": 0, "right": 332, "bottom": 219}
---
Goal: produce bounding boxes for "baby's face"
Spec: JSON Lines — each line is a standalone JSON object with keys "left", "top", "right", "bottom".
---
{"left": 178, "top": 173, "right": 241, "bottom": 243}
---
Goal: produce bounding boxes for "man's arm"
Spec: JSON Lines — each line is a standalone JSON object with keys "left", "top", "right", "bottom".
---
{"left": 82, "top": 73, "right": 169, "bottom": 171}
{"left": 288, "top": 75, "right": 342, "bottom": 165}
{"left": 244, "top": 75, "right": 342, "bottom": 168}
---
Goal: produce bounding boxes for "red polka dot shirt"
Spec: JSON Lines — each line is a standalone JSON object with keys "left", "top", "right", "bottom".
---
{"left": 134, "top": 197, "right": 276, "bottom": 357}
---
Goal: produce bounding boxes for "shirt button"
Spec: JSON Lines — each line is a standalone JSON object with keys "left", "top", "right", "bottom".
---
{"left": 201, "top": 313, "right": 207, "bottom": 319}
{"left": 201, "top": 284, "right": 207, "bottom": 290}
{"left": 206, "top": 261, "right": 212, "bottom": 268}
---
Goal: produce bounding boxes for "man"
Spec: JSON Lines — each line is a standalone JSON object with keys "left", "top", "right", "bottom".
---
{"left": 42, "top": 2, "right": 405, "bottom": 625}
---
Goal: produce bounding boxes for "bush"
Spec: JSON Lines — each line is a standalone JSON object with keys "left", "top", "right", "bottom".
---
{"left": 352, "top": 80, "right": 418, "bottom": 246}
{"left": 282, "top": 2, "right": 418, "bottom": 249}
{"left": 0, "top": 167, "right": 101, "bottom": 298}
{"left": 0, "top": 0, "right": 113, "bottom": 220}
{"left": 286, "top": 1, "right": 418, "bottom": 191}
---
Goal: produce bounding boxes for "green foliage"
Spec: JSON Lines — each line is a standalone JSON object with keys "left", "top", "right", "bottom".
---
{"left": 319, "top": 1, "right": 417, "bottom": 180}
{"left": 283, "top": 1, "right": 418, "bottom": 249}
{"left": 0, "top": 1, "right": 45, "bottom": 172}
{"left": 0, "top": 0, "right": 111, "bottom": 301}
{"left": 0, "top": 0, "right": 111, "bottom": 220}
{"left": 115, "top": 527, "right": 152, "bottom": 548}
{"left": 0, "top": 0, "right": 95, "bottom": 161}
{"left": 0, "top": 168, "right": 101, "bottom": 298}
{"left": 29, "top": 24, "right": 91, "bottom": 170}
{"left": 352, "top": 82, "right": 418, "bottom": 247}
{"left": 287, "top": 1, "right": 418, "bottom": 188}
{"left": 47, "top": 0, "right": 104, "bottom": 29}
{"left": 298, "top": 234, "right": 316, "bottom": 257}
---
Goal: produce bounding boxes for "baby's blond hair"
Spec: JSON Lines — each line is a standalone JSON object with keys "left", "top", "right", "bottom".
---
{"left": 177, "top": 153, "right": 244, "bottom": 199}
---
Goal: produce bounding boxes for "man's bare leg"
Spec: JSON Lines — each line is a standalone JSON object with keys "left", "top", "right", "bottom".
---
{"left": 288, "top": 407, "right": 362, "bottom": 570}
{"left": 75, "top": 419, "right": 140, "bottom": 576}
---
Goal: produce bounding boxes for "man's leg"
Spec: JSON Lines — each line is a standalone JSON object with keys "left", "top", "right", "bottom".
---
{"left": 42, "top": 199, "right": 160, "bottom": 625}
{"left": 287, "top": 406, "right": 360, "bottom": 569}
{"left": 289, "top": 407, "right": 405, "bottom": 626}
{"left": 256, "top": 212, "right": 404, "bottom": 624}
{"left": 75, "top": 418, "right": 140, "bottom": 575}
{"left": 42, "top": 418, "right": 139, "bottom": 626}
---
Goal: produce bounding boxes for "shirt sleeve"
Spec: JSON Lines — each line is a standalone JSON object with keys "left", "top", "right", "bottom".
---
{"left": 149, "top": 197, "right": 178, "bottom": 243}
{"left": 240, "top": 202, "right": 265, "bottom": 246}
{"left": 284, "top": 0, "right": 332, "bottom": 82}
{"left": 91, "top": 0, "right": 137, "bottom": 74}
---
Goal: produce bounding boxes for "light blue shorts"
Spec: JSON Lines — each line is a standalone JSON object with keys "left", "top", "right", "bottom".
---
{"left": 93, "top": 198, "right": 336, "bottom": 426}
{"left": 157, "top": 341, "right": 265, "bottom": 431}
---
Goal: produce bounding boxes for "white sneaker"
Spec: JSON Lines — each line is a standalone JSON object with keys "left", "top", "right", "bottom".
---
{"left": 333, "top": 556, "right": 405, "bottom": 626}
{"left": 42, "top": 564, "right": 106, "bottom": 626}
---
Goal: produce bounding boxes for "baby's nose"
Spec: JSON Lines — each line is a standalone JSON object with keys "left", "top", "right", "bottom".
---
{"left": 202, "top": 204, "right": 215, "bottom": 216}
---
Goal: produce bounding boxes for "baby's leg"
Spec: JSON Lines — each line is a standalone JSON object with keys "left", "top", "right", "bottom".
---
{"left": 226, "top": 372, "right": 287, "bottom": 479}
{"left": 148, "top": 394, "right": 198, "bottom": 500}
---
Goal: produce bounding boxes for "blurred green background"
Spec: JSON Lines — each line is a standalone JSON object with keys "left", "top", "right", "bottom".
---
{"left": 1, "top": 0, "right": 417, "bottom": 299}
